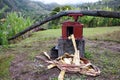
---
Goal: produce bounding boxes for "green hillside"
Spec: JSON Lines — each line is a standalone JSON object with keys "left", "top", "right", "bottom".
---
{"left": 0, "top": 0, "right": 59, "bottom": 19}
{"left": 75, "top": 0, "right": 120, "bottom": 11}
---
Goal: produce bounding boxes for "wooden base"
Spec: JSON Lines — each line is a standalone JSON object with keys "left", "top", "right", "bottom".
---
{"left": 58, "top": 38, "right": 85, "bottom": 57}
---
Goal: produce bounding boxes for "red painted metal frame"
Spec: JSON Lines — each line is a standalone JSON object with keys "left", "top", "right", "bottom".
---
{"left": 62, "top": 21, "right": 83, "bottom": 40}
{"left": 68, "top": 14, "right": 83, "bottom": 22}
{"left": 62, "top": 13, "right": 83, "bottom": 40}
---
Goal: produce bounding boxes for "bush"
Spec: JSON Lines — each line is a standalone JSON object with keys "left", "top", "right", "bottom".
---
{"left": 0, "top": 12, "right": 34, "bottom": 45}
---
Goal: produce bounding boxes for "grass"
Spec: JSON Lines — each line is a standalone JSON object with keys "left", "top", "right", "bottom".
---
{"left": 51, "top": 75, "right": 86, "bottom": 80}
{"left": 88, "top": 49, "right": 120, "bottom": 79}
{"left": 0, "top": 26, "right": 120, "bottom": 79}
{"left": 83, "top": 27, "right": 119, "bottom": 37}
{"left": 27, "top": 26, "right": 120, "bottom": 42}
{"left": 84, "top": 51, "right": 92, "bottom": 59}
{"left": 14, "top": 26, "right": 119, "bottom": 59}
{"left": 91, "top": 30, "right": 120, "bottom": 42}
{"left": 0, "top": 54, "right": 14, "bottom": 80}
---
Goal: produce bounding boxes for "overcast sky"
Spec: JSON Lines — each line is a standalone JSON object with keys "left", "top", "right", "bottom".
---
{"left": 32, "top": 0, "right": 100, "bottom": 4}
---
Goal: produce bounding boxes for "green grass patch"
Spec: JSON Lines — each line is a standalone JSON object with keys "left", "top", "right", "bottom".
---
{"left": 16, "top": 26, "right": 119, "bottom": 44}
{"left": 91, "top": 30, "right": 120, "bottom": 42}
{"left": 0, "top": 54, "right": 14, "bottom": 79}
{"left": 84, "top": 51, "right": 92, "bottom": 59}
{"left": 89, "top": 48, "right": 120, "bottom": 78}
{"left": 83, "top": 26, "right": 120, "bottom": 42}
{"left": 83, "top": 26, "right": 119, "bottom": 37}
{"left": 34, "top": 29, "right": 61, "bottom": 40}
{"left": 30, "top": 26, "right": 120, "bottom": 42}
{"left": 17, "top": 29, "right": 61, "bottom": 44}
{"left": 50, "top": 75, "right": 87, "bottom": 80}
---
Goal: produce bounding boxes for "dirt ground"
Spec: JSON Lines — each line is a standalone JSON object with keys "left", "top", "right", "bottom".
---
{"left": 9, "top": 39, "right": 120, "bottom": 80}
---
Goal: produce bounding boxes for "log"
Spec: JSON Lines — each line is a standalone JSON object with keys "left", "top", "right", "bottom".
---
{"left": 8, "top": 10, "right": 120, "bottom": 40}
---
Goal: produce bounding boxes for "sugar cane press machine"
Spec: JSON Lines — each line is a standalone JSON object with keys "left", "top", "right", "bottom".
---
{"left": 51, "top": 13, "right": 85, "bottom": 58}
{"left": 8, "top": 10, "right": 120, "bottom": 58}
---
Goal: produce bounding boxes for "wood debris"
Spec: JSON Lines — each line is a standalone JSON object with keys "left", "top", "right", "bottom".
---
{"left": 35, "top": 34, "right": 100, "bottom": 80}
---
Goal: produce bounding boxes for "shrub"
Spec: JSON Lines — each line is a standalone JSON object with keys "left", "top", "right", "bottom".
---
{"left": 0, "top": 12, "right": 34, "bottom": 45}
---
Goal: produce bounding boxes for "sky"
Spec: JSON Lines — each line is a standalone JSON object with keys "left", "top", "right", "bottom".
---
{"left": 32, "top": 0, "right": 100, "bottom": 5}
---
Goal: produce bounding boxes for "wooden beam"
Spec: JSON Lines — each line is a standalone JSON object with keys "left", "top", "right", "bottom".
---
{"left": 8, "top": 10, "right": 120, "bottom": 40}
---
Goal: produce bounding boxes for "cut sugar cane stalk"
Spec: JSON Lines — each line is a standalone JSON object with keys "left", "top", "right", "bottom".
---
{"left": 68, "top": 34, "right": 77, "bottom": 53}
{"left": 47, "top": 64, "right": 56, "bottom": 69}
{"left": 68, "top": 34, "right": 80, "bottom": 65}
{"left": 35, "top": 52, "right": 100, "bottom": 78}
{"left": 58, "top": 70, "right": 66, "bottom": 80}
{"left": 43, "top": 52, "right": 51, "bottom": 60}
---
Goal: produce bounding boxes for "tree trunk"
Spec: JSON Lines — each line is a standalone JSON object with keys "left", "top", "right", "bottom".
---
{"left": 8, "top": 10, "right": 120, "bottom": 40}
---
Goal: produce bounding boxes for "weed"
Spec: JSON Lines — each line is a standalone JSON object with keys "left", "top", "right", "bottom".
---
{"left": 50, "top": 77, "right": 58, "bottom": 80}
{"left": 84, "top": 51, "right": 92, "bottom": 59}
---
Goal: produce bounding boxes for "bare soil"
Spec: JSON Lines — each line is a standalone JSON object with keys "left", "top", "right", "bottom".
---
{"left": 9, "top": 39, "right": 120, "bottom": 80}
{"left": 86, "top": 39, "right": 120, "bottom": 52}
